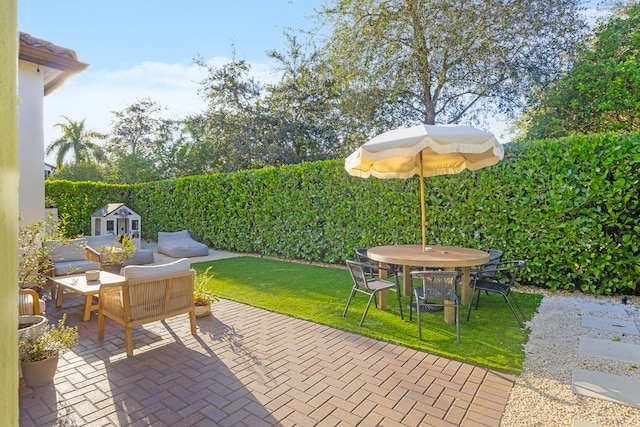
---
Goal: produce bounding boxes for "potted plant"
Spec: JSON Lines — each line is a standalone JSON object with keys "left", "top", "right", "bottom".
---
{"left": 18, "top": 314, "right": 79, "bottom": 388}
{"left": 18, "top": 220, "right": 55, "bottom": 337}
{"left": 193, "top": 267, "right": 218, "bottom": 318}
{"left": 99, "top": 234, "right": 138, "bottom": 274}
{"left": 18, "top": 312, "right": 48, "bottom": 340}
{"left": 19, "top": 220, "right": 54, "bottom": 290}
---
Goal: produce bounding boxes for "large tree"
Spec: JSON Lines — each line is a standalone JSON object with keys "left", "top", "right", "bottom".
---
{"left": 319, "top": 0, "right": 588, "bottom": 137}
{"left": 264, "top": 34, "right": 347, "bottom": 162}
{"left": 104, "top": 98, "right": 179, "bottom": 183}
{"left": 46, "top": 116, "right": 106, "bottom": 167}
{"left": 193, "top": 38, "right": 368, "bottom": 172}
{"left": 105, "top": 98, "right": 175, "bottom": 159}
{"left": 522, "top": 1, "right": 640, "bottom": 139}
{"left": 194, "top": 55, "right": 269, "bottom": 172}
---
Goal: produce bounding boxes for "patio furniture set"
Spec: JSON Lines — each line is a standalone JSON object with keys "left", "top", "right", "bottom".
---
{"left": 343, "top": 244, "right": 526, "bottom": 343}
{"left": 342, "top": 124, "right": 515, "bottom": 342}
{"left": 29, "top": 222, "right": 523, "bottom": 357}
{"left": 38, "top": 230, "right": 206, "bottom": 357}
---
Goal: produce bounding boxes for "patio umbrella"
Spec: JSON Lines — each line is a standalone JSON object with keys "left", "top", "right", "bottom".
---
{"left": 345, "top": 124, "right": 504, "bottom": 250}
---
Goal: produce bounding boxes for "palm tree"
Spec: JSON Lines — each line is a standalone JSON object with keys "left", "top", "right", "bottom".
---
{"left": 46, "top": 116, "right": 107, "bottom": 167}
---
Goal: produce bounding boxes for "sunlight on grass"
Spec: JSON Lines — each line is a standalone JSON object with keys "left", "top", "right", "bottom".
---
{"left": 193, "top": 257, "right": 542, "bottom": 373}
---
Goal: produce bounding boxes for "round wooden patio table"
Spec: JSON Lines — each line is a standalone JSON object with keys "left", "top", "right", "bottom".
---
{"left": 367, "top": 245, "right": 489, "bottom": 323}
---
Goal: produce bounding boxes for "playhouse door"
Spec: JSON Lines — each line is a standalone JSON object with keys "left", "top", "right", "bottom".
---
{"left": 117, "top": 218, "right": 129, "bottom": 238}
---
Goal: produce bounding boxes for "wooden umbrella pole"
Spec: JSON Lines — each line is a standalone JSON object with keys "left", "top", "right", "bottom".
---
{"left": 419, "top": 151, "right": 426, "bottom": 250}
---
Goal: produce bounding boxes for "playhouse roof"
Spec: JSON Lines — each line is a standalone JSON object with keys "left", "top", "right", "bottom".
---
{"left": 90, "top": 203, "right": 138, "bottom": 218}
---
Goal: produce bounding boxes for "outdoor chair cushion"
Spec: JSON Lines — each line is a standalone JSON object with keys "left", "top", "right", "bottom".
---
{"left": 85, "top": 234, "right": 117, "bottom": 249}
{"left": 123, "top": 258, "right": 191, "bottom": 280}
{"left": 45, "top": 238, "right": 89, "bottom": 262}
{"left": 85, "top": 235, "right": 118, "bottom": 264}
{"left": 123, "top": 249, "right": 154, "bottom": 265}
{"left": 44, "top": 238, "right": 101, "bottom": 276}
{"left": 53, "top": 260, "right": 102, "bottom": 276}
{"left": 85, "top": 235, "right": 154, "bottom": 266}
{"left": 157, "top": 230, "right": 209, "bottom": 258}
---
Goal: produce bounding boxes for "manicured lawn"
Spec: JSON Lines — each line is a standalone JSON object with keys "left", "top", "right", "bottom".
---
{"left": 193, "top": 256, "right": 542, "bottom": 374}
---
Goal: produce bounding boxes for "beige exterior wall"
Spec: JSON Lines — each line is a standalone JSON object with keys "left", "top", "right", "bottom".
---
{"left": 18, "top": 60, "right": 45, "bottom": 224}
{"left": 1, "top": 0, "right": 21, "bottom": 424}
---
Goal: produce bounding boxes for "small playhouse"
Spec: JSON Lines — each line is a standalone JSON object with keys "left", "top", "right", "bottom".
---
{"left": 90, "top": 203, "right": 142, "bottom": 248}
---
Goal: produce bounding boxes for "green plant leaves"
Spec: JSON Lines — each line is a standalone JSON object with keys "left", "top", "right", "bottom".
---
{"left": 46, "top": 132, "right": 640, "bottom": 294}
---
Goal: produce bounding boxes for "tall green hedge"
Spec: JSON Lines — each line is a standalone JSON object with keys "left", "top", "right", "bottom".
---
{"left": 45, "top": 181, "right": 131, "bottom": 235}
{"left": 47, "top": 132, "right": 640, "bottom": 294}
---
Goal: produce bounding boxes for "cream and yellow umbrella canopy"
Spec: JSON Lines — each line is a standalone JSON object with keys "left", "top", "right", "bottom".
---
{"left": 345, "top": 124, "right": 504, "bottom": 249}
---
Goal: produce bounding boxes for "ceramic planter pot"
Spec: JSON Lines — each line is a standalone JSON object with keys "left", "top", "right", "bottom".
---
{"left": 102, "top": 264, "right": 123, "bottom": 275}
{"left": 21, "top": 355, "right": 59, "bottom": 388}
{"left": 195, "top": 305, "right": 212, "bottom": 318}
{"left": 18, "top": 315, "right": 48, "bottom": 340}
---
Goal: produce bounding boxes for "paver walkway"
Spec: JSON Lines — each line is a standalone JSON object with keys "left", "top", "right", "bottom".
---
{"left": 19, "top": 296, "right": 514, "bottom": 426}
{"left": 572, "top": 302, "right": 640, "bottom": 411}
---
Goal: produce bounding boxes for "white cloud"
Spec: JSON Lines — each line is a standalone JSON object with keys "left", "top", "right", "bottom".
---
{"left": 43, "top": 56, "right": 280, "bottom": 162}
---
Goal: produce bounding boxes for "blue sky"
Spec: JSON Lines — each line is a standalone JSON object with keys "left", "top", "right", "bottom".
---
{"left": 19, "top": 1, "right": 323, "bottom": 68}
{"left": 19, "top": 0, "right": 324, "bottom": 162}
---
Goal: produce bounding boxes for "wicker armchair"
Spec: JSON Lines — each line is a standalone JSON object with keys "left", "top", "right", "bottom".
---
{"left": 98, "top": 259, "right": 196, "bottom": 357}
{"left": 19, "top": 288, "right": 45, "bottom": 315}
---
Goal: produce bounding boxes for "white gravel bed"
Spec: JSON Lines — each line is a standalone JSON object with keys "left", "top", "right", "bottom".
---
{"left": 501, "top": 290, "right": 640, "bottom": 427}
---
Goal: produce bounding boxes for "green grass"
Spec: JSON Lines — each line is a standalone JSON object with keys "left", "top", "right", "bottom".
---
{"left": 192, "top": 256, "right": 542, "bottom": 374}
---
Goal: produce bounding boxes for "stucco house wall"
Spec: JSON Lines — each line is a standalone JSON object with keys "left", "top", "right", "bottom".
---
{"left": 17, "top": 33, "right": 88, "bottom": 225}
{"left": 17, "top": 60, "right": 45, "bottom": 224}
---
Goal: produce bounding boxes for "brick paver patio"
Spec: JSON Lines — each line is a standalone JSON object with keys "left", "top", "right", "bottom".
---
{"left": 19, "top": 295, "right": 514, "bottom": 426}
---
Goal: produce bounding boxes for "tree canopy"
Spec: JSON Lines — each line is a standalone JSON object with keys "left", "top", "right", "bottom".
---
{"left": 46, "top": 116, "right": 106, "bottom": 167}
{"left": 521, "top": 1, "right": 640, "bottom": 139}
{"left": 48, "top": 1, "right": 598, "bottom": 182}
{"left": 319, "top": 0, "right": 588, "bottom": 133}
{"left": 104, "top": 98, "right": 180, "bottom": 184}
